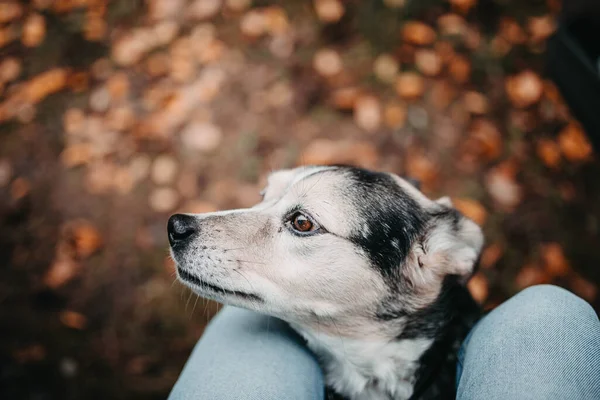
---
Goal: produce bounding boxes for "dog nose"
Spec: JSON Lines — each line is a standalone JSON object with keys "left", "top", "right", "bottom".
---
{"left": 167, "top": 214, "right": 197, "bottom": 246}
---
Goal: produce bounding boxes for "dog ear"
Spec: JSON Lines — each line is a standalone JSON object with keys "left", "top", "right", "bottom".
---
{"left": 402, "top": 203, "right": 483, "bottom": 305}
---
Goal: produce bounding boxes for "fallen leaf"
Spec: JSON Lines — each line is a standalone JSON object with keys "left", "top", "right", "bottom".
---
{"left": 69, "top": 220, "right": 103, "bottom": 258}
{"left": 480, "top": 243, "right": 503, "bottom": 269}
{"left": 384, "top": 102, "right": 407, "bottom": 129}
{"left": 515, "top": 264, "right": 550, "bottom": 289}
{"left": 0, "top": 57, "right": 21, "bottom": 82}
{"left": 402, "top": 21, "right": 436, "bottom": 46}
{"left": 449, "top": 0, "right": 477, "bottom": 14}
{"left": 0, "top": 2, "right": 23, "bottom": 24}
{"left": 11, "top": 177, "right": 30, "bottom": 201}
{"left": 485, "top": 162, "right": 522, "bottom": 210}
{"left": 527, "top": 15, "right": 556, "bottom": 43}
{"left": 329, "top": 87, "right": 362, "bottom": 110}
{"left": 437, "top": 14, "right": 466, "bottom": 36}
{"left": 180, "top": 121, "right": 223, "bottom": 153}
{"left": 506, "top": 70, "right": 543, "bottom": 108}
{"left": 395, "top": 72, "right": 425, "bottom": 100}
{"left": 149, "top": 187, "right": 180, "bottom": 212}
{"left": 463, "top": 91, "right": 488, "bottom": 114}
{"left": 453, "top": 198, "right": 487, "bottom": 226}
{"left": 414, "top": 49, "right": 442, "bottom": 76}
{"left": 188, "top": 0, "right": 222, "bottom": 20}
{"left": 151, "top": 154, "right": 179, "bottom": 185}
{"left": 558, "top": 123, "right": 593, "bottom": 162}
{"left": 448, "top": 55, "right": 471, "bottom": 84}
{"left": 540, "top": 243, "right": 570, "bottom": 278}
{"left": 226, "top": 0, "right": 251, "bottom": 12}
{"left": 536, "top": 138, "right": 561, "bottom": 168}
{"left": 499, "top": 17, "right": 527, "bottom": 45}
{"left": 313, "top": 48, "right": 343, "bottom": 77}
{"left": 353, "top": 95, "right": 381, "bottom": 133}
{"left": 44, "top": 258, "right": 80, "bottom": 289}
{"left": 240, "top": 10, "right": 267, "bottom": 38}
{"left": 467, "top": 272, "right": 488, "bottom": 303}
{"left": 570, "top": 274, "right": 597, "bottom": 303}
{"left": 314, "top": 0, "right": 345, "bottom": 23}
{"left": 59, "top": 310, "right": 88, "bottom": 330}
{"left": 373, "top": 54, "right": 399, "bottom": 83}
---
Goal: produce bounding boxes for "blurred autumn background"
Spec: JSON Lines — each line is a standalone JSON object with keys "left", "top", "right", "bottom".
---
{"left": 1, "top": 0, "right": 599, "bottom": 398}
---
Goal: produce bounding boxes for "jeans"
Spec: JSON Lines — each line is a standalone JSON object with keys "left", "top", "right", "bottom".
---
{"left": 168, "top": 285, "right": 600, "bottom": 400}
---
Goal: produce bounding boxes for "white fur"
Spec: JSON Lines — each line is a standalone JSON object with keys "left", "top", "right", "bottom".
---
{"left": 294, "top": 325, "right": 432, "bottom": 400}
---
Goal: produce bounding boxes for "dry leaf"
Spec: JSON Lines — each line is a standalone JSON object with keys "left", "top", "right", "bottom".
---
{"left": 414, "top": 49, "right": 442, "bottom": 77}
{"left": 515, "top": 264, "right": 550, "bottom": 289}
{"left": 24, "top": 68, "right": 68, "bottom": 104}
{"left": 263, "top": 6, "right": 290, "bottom": 36}
{"left": 499, "top": 17, "right": 527, "bottom": 45}
{"left": 226, "top": 0, "right": 251, "bottom": 12}
{"left": 540, "top": 243, "right": 570, "bottom": 277}
{"left": 11, "top": 177, "right": 30, "bottom": 201}
{"left": 570, "top": 274, "right": 597, "bottom": 303}
{"left": 240, "top": 10, "right": 267, "bottom": 38}
{"left": 402, "top": 21, "right": 436, "bottom": 46}
{"left": 61, "top": 144, "right": 92, "bottom": 168}
{"left": 0, "top": 2, "right": 23, "bottom": 24}
{"left": 23, "top": 14, "right": 46, "bottom": 47}
{"left": 527, "top": 15, "right": 556, "bottom": 43}
{"left": 467, "top": 272, "right": 488, "bottom": 303}
{"left": 149, "top": 187, "right": 180, "bottom": 212}
{"left": 180, "top": 121, "right": 223, "bottom": 153}
{"left": 314, "top": 0, "right": 345, "bottom": 23}
{"left": 69, "top": 220, "right": 103, "bottom": 258}
{"left": 485, "top": 162, "right": 522, "bottom": 210}
{"left": 437, "top": 14, "right": 466, "bottom": 36}
{"left": 151, "top": 154, "right": 179, "bottom": 185}
{"left": 449, "top": 55, "right": 471, "bottom": 84}
{"left": 453, "top": 198, "right": 487, "bottom": 226}
{"left": 558, "top": 123, "right": 593, "bottom": 162}
{"left": 0, "top": 159, "right": 11, "bottom": 188}
{"left": 536, "top": 139, "right": 561, "bottom": 168}
{"left": 329, "top": 87, "right": 362, "bottom": 110}
{"left": 44, "top": 258, "right": 80, "bottom": 289}
{"left": 59, "top": 310, "right": 88, "bottom": 330}
{"left": 463, "top": 91, "right": 488, "bottom": 114}
{"left": 0, "top": 57, "right": 21, "bottom": 82}
{"left": 429, "top": 80, "right": 456, "bottom": 110}
{"left": 313, "top": 49, "right": 343, "bottom": 77}
{"left": 373, "top": 54, "right": 399, "bottom": 83}
{"left": 449, "top": 0, "right": 477, "bottom": 14}
{"left": 506, "top": 70, "right": 543, "bottom": 108}
{"left": 395, "top": 72, "right": 425, "bottom": 100}
{"left": 468, "top": 118, "right": 502, "bottom": 161}
{"left": 188, "top": 0, "right": 222, "bottom": 20}
{"left": 384, "top": 103, "right": 407, "bottom": 129}
{"left": 480, "top": 243, "right": 503, "bottom": 269}
{"left": 353, "top": 95, "right": 381, "bottom": 133}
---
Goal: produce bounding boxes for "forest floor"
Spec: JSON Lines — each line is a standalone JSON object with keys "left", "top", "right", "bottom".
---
{"left": 1, "top": 1, "right": 599, "bottom": 399}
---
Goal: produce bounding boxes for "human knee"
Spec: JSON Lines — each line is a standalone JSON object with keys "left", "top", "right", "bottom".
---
{"left": 489, "top": 284, "right": 598, "bottom": 336}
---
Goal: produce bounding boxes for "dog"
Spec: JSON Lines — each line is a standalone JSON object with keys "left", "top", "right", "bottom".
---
{"left": 168, "top": 165, "right": 484, "bottom": 400}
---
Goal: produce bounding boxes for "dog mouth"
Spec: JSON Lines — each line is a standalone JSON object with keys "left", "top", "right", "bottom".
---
{"left": 177, "top": 268, "right": 263, "bottom": 302}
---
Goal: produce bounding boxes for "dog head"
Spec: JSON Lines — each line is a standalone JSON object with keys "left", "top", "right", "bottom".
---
{"left": 169, "top": 165, "right": 483, "bottom": 336}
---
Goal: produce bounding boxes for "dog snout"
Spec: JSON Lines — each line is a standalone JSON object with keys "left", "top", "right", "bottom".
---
{"left": 168, "top": 214, "right": 197, "bottom": 246}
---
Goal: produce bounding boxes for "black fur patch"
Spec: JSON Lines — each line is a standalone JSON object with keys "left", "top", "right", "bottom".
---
{"left": 338, "top": 166, "right": 428, "bottom": 278}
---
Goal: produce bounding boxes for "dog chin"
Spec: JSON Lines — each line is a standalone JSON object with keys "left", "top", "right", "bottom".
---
{"left": 176, "top": 266, "right": 264, "bottom": 305}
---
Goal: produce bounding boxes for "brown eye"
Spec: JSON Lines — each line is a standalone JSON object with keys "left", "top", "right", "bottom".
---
{"left": 291, "top": 213, "right": 315, "bottom": 233}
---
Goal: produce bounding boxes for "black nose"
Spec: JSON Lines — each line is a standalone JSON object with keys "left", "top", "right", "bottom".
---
{"left": 167, "top": 214, "right": 197, "bottom": 246}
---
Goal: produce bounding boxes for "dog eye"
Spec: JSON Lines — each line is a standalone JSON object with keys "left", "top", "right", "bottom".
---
{"left": 290, "top": 212, "right": 317, "bottom": 233}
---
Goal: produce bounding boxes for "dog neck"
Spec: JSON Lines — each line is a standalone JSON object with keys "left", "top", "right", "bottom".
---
{"left": 291, "top": 322, "right": 431, "bottom": 400}
{"left": 290, "top": 280, "right": 481, "bottom": 400}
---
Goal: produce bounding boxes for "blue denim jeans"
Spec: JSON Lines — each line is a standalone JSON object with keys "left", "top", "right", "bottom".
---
{"left": 168, "top": 285, "right": 600, "bottom": 400}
